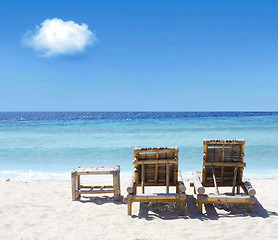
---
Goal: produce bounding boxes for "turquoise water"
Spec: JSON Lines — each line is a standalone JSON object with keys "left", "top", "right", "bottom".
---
{"left": 0, "top": 112, "right": 278, "bottom": 180}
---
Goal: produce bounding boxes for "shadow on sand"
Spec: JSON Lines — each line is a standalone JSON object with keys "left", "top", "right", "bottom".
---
{"left": 75, "top": 195, "right": 277, "bottom": 220}
{"left": 132, "top": 195, "right": 278, "bottom": 220}
{"left": 79, "top": 195, "right": 125, "bottom": 206}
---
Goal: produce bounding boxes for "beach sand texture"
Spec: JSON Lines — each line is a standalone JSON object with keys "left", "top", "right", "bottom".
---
{"left": 0, "top": 178, "right": 277, "bottom": 240}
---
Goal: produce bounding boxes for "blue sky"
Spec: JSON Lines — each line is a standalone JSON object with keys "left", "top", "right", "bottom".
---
{"left": 1, "top": 0, "right": 277, "bottom": 111}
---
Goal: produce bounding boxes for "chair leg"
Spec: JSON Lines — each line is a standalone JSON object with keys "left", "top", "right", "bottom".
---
{"left": 180, "top": 201, "right": 184, "bottom": 215}
{"left": 198, "top": 203, "right": 203, "bottom": 214}
{"left": 237, "top": 186, "right": 240, "bottom": 194}
{"left": 128, "top": 201, "right": 132, "bottom": 215}
{"left": 247, "top": 204, "right": 252, "bottom": 212}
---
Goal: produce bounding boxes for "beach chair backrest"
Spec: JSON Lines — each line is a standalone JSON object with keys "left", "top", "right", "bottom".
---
{"left": 133, "top": 147, "right": 179, "bottom": 186}
{"left": 202, "top": 140, "right": 246, "bottom": 187}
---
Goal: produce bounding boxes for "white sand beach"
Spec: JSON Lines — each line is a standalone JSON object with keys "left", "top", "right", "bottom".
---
{"left": 0, "top": 177, "right": 277, "bottom": 240}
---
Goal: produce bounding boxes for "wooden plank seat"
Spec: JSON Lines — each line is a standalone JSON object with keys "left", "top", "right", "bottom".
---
{"left": 124, "top": 147, "right": 187, "bottom": 215}
{"left": 192, "top": 139, "right": 257, "bottom": 213}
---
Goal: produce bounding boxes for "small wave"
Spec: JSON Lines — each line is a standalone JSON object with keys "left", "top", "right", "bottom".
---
{"left": 1, "top": 169, "right": 278, "bottom": 182}
{"left": 0, "top": 170, "right": 70, "bottom": 181}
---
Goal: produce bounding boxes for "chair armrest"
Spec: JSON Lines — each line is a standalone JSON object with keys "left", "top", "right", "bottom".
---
{"left": 126, "top": 172, "right": 136, "bottom": 194}
{"left": 243, "top": 178, "right": 256, "bottom": 196}
{"left": 178, "top": 171, "right": 186, "bottom": 193}
{"left": 193, "top": 171, "right": 205, "bottom": 194}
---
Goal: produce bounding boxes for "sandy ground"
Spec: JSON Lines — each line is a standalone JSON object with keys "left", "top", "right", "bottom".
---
{"left": 0, "top": 177, "right": 277, "bottom": 240}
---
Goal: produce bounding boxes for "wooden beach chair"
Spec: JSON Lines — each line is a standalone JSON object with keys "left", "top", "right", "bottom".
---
{"left": 124, "top": 147, "right": 186, "bottom": 215}
{"left": 192, "top": 139, "right": 257, "bottom": 213}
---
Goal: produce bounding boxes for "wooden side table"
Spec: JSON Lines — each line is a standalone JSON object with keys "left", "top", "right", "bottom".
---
{"left": 71, "top": 165, "right": 121, "bottom": 201}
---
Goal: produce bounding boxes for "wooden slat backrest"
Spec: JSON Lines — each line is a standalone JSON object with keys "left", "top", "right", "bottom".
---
{"left": 202, "top": 140, "right": 245, "bottom": 187}
{"left": 133, "top": 147, "right": 179, "bottom": 186}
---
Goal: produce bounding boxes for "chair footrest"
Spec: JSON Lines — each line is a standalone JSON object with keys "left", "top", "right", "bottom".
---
{"left": 197, "top": 194, "right": 256, "bottom": 204}
{"left": 125, "top": 193, "right": 187, "bottom": 202}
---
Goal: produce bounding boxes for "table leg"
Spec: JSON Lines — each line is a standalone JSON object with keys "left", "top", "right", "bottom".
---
{"left": 77, "top": 175, "right": 81, "bottom": 200}
{"left": 117, "top": 171, "right": 121, "bottom": 197}
{"left": 113, "top": 172, "right": 120, "bottom": 200}
{"left": 71, "top": 172, "right": 77, "bottom": 201}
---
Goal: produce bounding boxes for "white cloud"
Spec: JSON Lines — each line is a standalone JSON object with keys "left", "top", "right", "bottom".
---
{"left": 22, "top": 18, "right": 96, "bottom": 57}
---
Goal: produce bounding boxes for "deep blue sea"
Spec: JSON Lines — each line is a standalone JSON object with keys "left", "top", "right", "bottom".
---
{"left": 0, "top": 112, "right": 278, "bottom": 180}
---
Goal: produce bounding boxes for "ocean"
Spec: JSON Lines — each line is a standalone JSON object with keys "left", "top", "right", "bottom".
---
{"left": 0, "top": 112, "right": 278, "bottom": 180}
